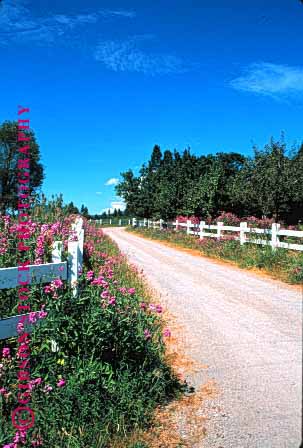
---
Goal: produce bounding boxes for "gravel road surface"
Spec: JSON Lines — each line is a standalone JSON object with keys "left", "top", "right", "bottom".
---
{"left": 103, "top": 227, "right": 302, "bottom": 448}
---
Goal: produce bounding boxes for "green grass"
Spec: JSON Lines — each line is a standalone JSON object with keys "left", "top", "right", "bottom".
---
{"left": 127, "top": 226, "right": 303, "bottom": 285}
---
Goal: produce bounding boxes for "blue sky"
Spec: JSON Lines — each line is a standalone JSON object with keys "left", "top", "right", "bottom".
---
{"left": 1, "top": 0, "right": 303, "bottom": 214}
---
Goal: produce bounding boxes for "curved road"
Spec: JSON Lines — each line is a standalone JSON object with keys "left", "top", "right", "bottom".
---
{"left": 104, "top": 227, "right": 302, "bottom": 448}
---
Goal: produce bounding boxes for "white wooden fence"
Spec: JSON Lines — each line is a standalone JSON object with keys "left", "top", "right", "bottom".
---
{"left": 0, "top": 217, "right": 84, "bottom": 340}
{"left": 90, "top": 219, "right": 131, "bottom": 226}
{"left": 132, "top": 218, "right": 303, "bottom": 252}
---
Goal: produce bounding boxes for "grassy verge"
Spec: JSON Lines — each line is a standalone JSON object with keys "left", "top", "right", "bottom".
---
{"left": 126, "top": 227, "right": 303, "bottom": 285}
{"left": 0, "top": 221, "right": 185, "bottom": 447}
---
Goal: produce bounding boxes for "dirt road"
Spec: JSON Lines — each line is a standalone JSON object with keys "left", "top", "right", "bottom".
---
{"left": 103, "top": 227, "right": 302, "bottom": 448}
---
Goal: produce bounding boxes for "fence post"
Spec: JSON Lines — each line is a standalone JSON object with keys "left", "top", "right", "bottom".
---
{"left": 159, "top": 219, "right": 163, "bottom": 230}
{"left": 271, "top": 223, "right": 280, "bottom": 251}
{"left": 153, "top": 220, "right": 156, "bottom": 229}
{"left": 109, "top": 219, "right": 112, "bottom": 225}
{"left": 119, "top": 219, "right": 121, "bottom": 226}
{"left": 175, "top": 218, "right": 179, "bottom": 231}
{"left": 144, "top": 218, "right": 147, "bottom": 227}
{"left": 199, "top": 221, "right": 205, "bottom": 239}
{"left": 186, "top": 219, "right": 191, "bottom": 235}
{"left": 132, "top": 217, "right": 137, "bottom": 227}
{"left": 217, "top": 222, "right": 223, "bottom": 240}
{"left": 240, "top": 222, "right": 248, "bottom": 245}
{"left": 68, "top": 240, "right": 79, "bottom": 297}
{"left": 128, "top": 219, "right": 130, "bottom": 225}
{"left": 78, "top": 228, "right": 84, "bottom": 274}
{"left": 52, "top": 241, "right": 62, "bottom": 262}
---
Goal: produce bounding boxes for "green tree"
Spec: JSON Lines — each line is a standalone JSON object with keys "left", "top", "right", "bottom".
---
{"left": 232, "top": 137, "right": 293, "bottom": 220}
{"left": 0, "top": 120, "right": 44, "bottom": 213}
{"left": 80, "top": 204, "right": 89, "bottom": 217}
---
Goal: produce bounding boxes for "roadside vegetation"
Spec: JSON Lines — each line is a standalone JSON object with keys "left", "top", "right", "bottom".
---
{"left": 0, "top": 210, "right": 185, "bottom": 448}
{"left": 127, "top": 219, "right": 303, "bottom": 285}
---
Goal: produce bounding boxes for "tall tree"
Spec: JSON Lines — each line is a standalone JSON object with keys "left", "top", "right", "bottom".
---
{"left": 0, "top": 120, "right": 44, "bottom": 213}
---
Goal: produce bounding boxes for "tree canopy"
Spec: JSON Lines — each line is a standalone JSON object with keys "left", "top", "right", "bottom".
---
{"left": 116, "top": 139, "right": 303, "bottom": 224}
{"left": 0, "top": 120, "right": 44, "bottom": 213}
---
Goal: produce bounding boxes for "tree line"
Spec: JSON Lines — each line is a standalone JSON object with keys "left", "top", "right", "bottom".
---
{"left": 116, "top": 137, "right": 303, "bottom": 224}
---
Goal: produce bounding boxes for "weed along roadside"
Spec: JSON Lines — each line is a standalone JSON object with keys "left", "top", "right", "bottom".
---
{"left": 0, "top": 216, "right": 189, "bottom": 447}
{"left": 127, "top": 215, "right": 303, "bottom": 285}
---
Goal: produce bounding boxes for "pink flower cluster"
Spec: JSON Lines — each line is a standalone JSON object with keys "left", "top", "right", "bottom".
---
{"left": 44, "top": 278, "right": 64, "bottom": 298}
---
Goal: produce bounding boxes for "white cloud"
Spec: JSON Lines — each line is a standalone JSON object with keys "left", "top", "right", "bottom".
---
{"left": 230, "top": 62, "right": 303, "bottom": 98}
{"left": 100, "top": 200, "right": 126, "bottom": 214}
{"left": 95, "top": 191, "right": 102, "bottom": 195}
{"left": 105, "top": 178, "right": 119, "bottom": 186}
{"left": 0, "top": 1, "right": 135, "bottom": 46}
{"left": 94, "top": 36, "right": 186, "bottom": 75}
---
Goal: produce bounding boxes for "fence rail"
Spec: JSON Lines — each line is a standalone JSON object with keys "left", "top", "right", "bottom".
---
{"left": 89, "top": 218, "right": 131, "bottom": 226}
{"left": 132, "top": 218, "right": 303, "bottom": 252}
{"left": 0, "top": 217, "right": 84, "bottom": 340}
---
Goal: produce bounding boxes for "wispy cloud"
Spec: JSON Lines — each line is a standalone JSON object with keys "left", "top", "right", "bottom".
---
{"left": 105, "top": 178, "right": 119, "bottom": 186}
{"left": 95, "top": 191, "right": 103, "bottom": 195}
{"left": 0, "top": 1, "right": 135, "bottom": 45}
{"left": 230, "top": 62, "right": 303, "bottom": 98}
{"left": 94, "top": 36, "right": 186, "bottom": 75}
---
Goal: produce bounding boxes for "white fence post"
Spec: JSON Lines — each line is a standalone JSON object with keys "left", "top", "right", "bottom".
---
{"left": 100, "top": 219, "right": 102, "bottom": 225}
{"left": 52, "top": 241, "right": 62, "bottom": 262}
{"left": 186, "top": 219, "right": 191, "bottom": 235}
{"left": 175, "top": 218, "right": 179, "bottom": 231}
{"left": 199, "top": 220, "right": 205, "bottom": 239}
{"left": 217, "top": 222, "right": 223, "bottom": 240}
{"left": 271, "top": 223, "right": 280, "bottom": 251}
{"left": 128, "top": 219, "right": 130, "bottom": 225}
{"left": 109, "top": 219, "right": 112, "bottom": 225}
{"left": 68, "top": 240, "right": 79, "bottom": 297}
{"left": 144, "top": 218, "right": 147, "bottom": 227}
{"left": 159, "top": 219, "right": 163, "bottom": 230}
{"left": 68, "top": 217, "right": 84, "bottom": 297}
{"left": 119, "top": 219, "right": 122, "bottom": 226}
{"left": 132, "top": 217, "right": 137, "bottom": 227}
{"left": 240, "top": 222, "right": 248, "bottom": 245}
{"left": 153, "top": 220, "right": 156, "bottom": 229}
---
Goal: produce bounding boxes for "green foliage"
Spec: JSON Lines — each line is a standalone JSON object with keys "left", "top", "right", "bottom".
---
{"left": 0, "top": 222, "right": 183, "bottom": 447}
{"left": 128, "top": 227, "right": 303, "bottom": 285}
{"left": 0, "top": 120, "right": 44, "bottom": 214}
{"left": 116, "top": 137, "right": 303, "bottom": 224}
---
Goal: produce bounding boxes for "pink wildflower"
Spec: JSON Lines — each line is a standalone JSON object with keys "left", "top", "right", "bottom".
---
{"left": 17, "top": 322, "right": 24, "bottom": 333}
{"left": 156, "top": 304, "right": 163, "bottom": 313}
{"left": 43, "top": 385, "right": 53, "bottom": 393}
{"left": 128, "top": 288, "right": 136, "bottom": 295}
{"left": 101, "top": 290, "right": 110, "bottom": 299}
{"left": 57, "top": 378, "right": 66, "bottom": 388}
{"left": 0, "top": 387, "right": 7, "bottom": 395}
{"left": 2, "top": 347, "right": 10, "bottom": 358}
{"left": 28, "top": 312, "right": 37, "bottom": 324}
{"left": 52, "top": 278, "right": 63, "bottom": 289}
{"left": 140, "top": 302, "right": 147, "bottom": 310}
{"left": 144, "top": 329, "right": 152, "bottom": 340}
{"left": 163, "top": 328, "right": 171, "bottom": 338}
{"left": 86, "top": 270, "right": 94, "bottom": 280}
{"left": 108, "top": 297, "right": 116, "bottom": 306}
